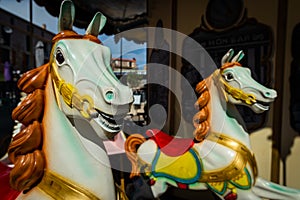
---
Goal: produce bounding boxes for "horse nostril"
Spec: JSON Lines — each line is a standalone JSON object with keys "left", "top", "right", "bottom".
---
{"left": 264, "top": 90, "right": 277, "bottom": 98}
{"left": 105, "top": 90, "right": 115, "bottom": 103}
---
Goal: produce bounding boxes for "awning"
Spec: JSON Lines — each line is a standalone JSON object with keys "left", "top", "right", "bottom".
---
{"left": 33, "top": 0, "right": 148, "bottom": 35}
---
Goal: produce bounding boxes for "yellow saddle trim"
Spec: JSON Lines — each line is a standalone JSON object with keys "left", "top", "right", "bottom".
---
{"left": 38, "top": 170, "right": 101, "bottom": 200}
{"left": 207, "top": 181, "right": 227, "bottom": 194}
{"left": 207, "top": 168, "right": 251, "bottom": 195}
{"left": 153, "top": 148, "right": 201, "bottom": 183}
{"left": 199, "top": 133, "right": 257, "bottom": 183}
{"left": 230, "top": 168, "right": 251, "bottom": 187}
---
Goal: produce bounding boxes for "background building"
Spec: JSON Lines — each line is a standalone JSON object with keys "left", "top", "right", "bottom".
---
{"left": 0, "top": 8, "right": 54, "bottom": 157}
{"left": 0, "top": 7, "right": 54, "bottom": 75}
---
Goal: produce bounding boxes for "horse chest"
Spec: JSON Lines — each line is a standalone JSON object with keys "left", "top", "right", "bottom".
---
{"left": 195, "top": 140, "right": 238, "bottom": 171}
{"left": 40, "top": 84, "right": 115, "bottom": 199}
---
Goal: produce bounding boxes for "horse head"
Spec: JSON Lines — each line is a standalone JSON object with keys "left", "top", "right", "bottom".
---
{"left": 218, "top": 49, "right": 277, "bottom": 113}
{"left": 6, "top": 0, "right": 133, "bottom": 195}
{"left": 50, "top": 0, "right": 133, "bottom": 139}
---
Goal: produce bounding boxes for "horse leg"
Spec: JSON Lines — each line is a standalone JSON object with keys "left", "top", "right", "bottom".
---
{"left": 252, "top": 177, "right": 300, "bottom": 200}
{"left": 126, "top": 176, "right": 155, "bottom": 200}
{"left": 151, "top": 179, "right": 168, "bottom": 198}
{"left": 235, "top": 189, "right": 261, "bottom": 200}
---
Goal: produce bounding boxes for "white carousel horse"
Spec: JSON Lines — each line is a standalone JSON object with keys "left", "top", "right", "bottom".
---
{"left": 0, "top": 1, "right": 132, "bottom": 199}
{"left": 125, "top": 49, "right": 300, "bottom": 200}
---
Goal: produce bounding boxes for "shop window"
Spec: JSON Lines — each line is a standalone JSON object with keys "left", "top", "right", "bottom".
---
{"left": 99, "top": 33, "right": 148, "bottom": 130}
{"left": 10, "top": 17, "right": 14, "bottom": 25}
{"left": 1, "top": 26, "right": 12, "bottom": 46}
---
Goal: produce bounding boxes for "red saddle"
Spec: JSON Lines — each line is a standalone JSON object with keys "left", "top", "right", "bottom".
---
{"left": 146, "top": 129, "right": 194, "bottom": 157}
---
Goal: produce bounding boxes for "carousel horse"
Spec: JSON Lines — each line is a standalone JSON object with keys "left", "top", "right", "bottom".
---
{"left": 0, "top": 1, "right": 132, "bottom": 199}
{"left": 125, "top": 49, "right": 300, "bottom": 200}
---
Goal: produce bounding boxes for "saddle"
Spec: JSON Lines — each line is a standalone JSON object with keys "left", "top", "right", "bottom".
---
{"left": 146, "top": 129, "right": 201, "bottom": 186}
{"left": 145, "top": 129, "right": 255, "bottom": 194}
{"left": 146, "top": 129, "right": 194, "bottom": 156}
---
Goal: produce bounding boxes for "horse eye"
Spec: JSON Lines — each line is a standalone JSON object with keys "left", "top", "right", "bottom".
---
{"left": 224, "top": 72, "right": 234, "bottom": 81}
{"left": 56, "top": 50, "right": 65, "bottom": 65}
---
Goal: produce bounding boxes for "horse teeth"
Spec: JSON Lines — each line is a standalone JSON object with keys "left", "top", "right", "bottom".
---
{"left": 97, "top": 112, "right": 122, "bottom": 132}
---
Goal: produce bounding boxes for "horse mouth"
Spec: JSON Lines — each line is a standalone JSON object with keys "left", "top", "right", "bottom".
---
{"left": 95, "top": 109, "right": 125, "bottom": 133}
{"left": 253, "top": 100, "right": 270, "bottom": 112}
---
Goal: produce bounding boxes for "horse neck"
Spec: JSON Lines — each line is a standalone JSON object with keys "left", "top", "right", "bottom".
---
{"left": 42, "top": 76, "right": 115, "bottom": 199}
{"left": 208, "top": 74, "right": 251, "bottom": 148}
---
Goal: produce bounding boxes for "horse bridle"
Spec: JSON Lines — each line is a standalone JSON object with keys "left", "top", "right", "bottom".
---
{"left": 218, "top": 62, "right": 257, "bottom": 106}
{"left": 50, "top": 61, "right": 99, "bottom": 119}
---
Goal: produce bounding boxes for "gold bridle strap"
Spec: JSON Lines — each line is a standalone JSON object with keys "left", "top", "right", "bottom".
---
{"left": 217, "top": 62, "right": 257, "bottom": 106}
{"left": 220, "top": 78, "right": 256, "bottom": 105}
{"left": 50, "top": 62, "right": 98, "bottom": 118}
{"left": 38, "top": 170, "right": 101, "bottom": 200}
{"left": 199, "top": 133, "right": 257, "bottom": 183}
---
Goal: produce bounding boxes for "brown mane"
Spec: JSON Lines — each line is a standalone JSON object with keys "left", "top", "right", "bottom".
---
{"left": 193, "top": 78, "right": 211, "bottom": 142}
{"left": 7, "top": 30, "right": 102, "bottom": 192}
{"left": 192, "top": 62, "right": 241, "bottom": 142}
{"left": 8, "top": 63, "right": 49, "bottom": 192}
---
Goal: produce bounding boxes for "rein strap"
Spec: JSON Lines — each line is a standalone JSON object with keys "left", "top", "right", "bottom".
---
{"left": 50, "top": 63, "right": 98, "bottom": 118}
{"left": 220, "top": 78, "right": 256, "bottom": 105}
{"left": 218, "top": 62, "right": 257, "bottom": 105}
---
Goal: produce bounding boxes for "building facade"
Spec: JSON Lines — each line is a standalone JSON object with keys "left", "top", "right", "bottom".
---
{"left": 0, "top": 7, "right": 54, "bottom": 78}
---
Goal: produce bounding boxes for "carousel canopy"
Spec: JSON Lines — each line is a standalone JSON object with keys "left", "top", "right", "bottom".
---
{"left": 33, "top": 0, "right": 148, "bottom": 35}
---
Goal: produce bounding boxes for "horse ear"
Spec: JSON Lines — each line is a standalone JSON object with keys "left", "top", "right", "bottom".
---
{"left": 58, "top": 0, "right": 75, "bottom": 32}
{"left": 86, "top": 12, "right": 107, "bottom": 36}
{"left": 221, "top": 49, "right": 234, "bottom": 65}
{"left": 232, "top": 50, "right": 245, "bottom": 62}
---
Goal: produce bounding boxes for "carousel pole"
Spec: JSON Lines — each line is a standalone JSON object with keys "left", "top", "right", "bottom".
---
{"left": 119, "top": 3, "right": 128, "bottom": 199}
{"left": 169, "top": 0, "right": 177, "bottom": 134}
{"left": 271, "top": 0, "right": 288, "bottom": 183}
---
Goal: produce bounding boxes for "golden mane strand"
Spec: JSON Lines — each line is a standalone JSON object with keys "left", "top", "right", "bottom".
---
{"left": 193, "top": 79, "right": 210, "bottom": 142}
{"left": 125, "top": 134, "right": 146, "bottom": 178}
{"left": 8, "top": 63, "right": 49, "bottom": 192}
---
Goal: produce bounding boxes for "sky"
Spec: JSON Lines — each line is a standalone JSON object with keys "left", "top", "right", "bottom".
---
{"left": 0, "top": 0, "right": 147, "bottom": 68}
